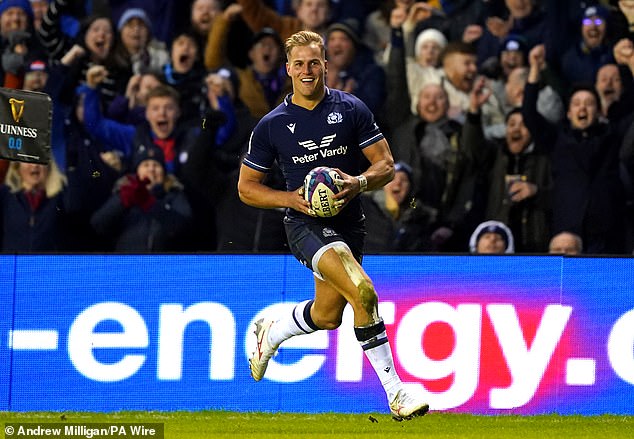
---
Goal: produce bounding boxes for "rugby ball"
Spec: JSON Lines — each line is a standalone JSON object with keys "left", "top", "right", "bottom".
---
{"left": 303, "top": 166, "right": 344, "bottom": 217}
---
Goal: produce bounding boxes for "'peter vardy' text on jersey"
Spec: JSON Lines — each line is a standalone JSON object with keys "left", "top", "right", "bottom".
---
{"left": 243, "top": 88, "right": 384, "bottom": 220}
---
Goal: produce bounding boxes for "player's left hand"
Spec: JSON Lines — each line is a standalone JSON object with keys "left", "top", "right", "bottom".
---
{"left": 331, "top": 168, "right": 360, "bottom": 208}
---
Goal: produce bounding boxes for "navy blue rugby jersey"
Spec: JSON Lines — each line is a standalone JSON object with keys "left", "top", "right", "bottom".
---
{"left": 243, "top": 87, "right": 384, "bottom": 221}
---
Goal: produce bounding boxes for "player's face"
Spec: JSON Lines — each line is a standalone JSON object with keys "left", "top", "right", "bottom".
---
{"left": 145, "top": 96, "right": 180, "bottom": 139}
{"left": 476, "top": 232, "right": 506, "bottom": 254}
{"left": 567, "top": 90, "right": 598, "bottom": 130}
{"left": 286, "top": 43, "right": 326, "bottom": 102}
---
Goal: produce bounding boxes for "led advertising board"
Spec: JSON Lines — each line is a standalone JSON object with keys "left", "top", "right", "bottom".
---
{"left": 1, "top": 255, "right": 633, "bottom": 414}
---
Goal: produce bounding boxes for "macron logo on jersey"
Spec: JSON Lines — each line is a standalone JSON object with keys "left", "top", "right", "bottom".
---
{"left": 298, "top": 134, "right": 337, "bottom": 151}
{"left": 287, "top": 123, "right": 296, "bottom": 133}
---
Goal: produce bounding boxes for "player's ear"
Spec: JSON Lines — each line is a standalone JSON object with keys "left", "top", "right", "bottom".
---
{"left": 286, "top": 62, "right": 291, "bottom": 77}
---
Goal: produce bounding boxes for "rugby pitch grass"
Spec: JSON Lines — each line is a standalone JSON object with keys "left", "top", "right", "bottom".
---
{"left": 2, "top": 411, "right": 633, "bottom": 438}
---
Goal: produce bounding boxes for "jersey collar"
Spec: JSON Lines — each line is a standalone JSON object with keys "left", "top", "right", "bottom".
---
{"left": 284, "top": 87, "right": 331, "bottom": 107}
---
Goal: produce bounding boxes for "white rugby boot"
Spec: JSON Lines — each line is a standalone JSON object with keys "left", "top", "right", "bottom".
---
{"left": 249, "top": 318, "right": 279, "bottom": 381}
{"left": 389, "top": 388, "right": 430, "bottom": 421}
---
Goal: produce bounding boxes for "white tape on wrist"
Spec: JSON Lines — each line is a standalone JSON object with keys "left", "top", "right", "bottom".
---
{"left": 356, "top": 175, "right": 368, "bottom": 192}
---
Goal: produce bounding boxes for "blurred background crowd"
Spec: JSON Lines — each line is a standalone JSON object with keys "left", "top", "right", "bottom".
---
{"left": 0, "top": 0, "right": 633, "bottom": 255}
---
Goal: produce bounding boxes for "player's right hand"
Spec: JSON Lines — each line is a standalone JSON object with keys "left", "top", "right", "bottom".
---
{"left": 292, "top": 186, "right": 315, "bottom": 217}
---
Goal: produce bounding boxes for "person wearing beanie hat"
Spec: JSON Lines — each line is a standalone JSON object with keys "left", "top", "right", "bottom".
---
{"left": 582, "top": 5, "right": 610, "bottom": 24}
{"left": 0, "top": 0, "right": 34, "bottom": 33}
{"left": 393, "top": 161, "right": 413, "bottom": 181}
{"left": 361, "top": 160, "right": 436, "bottom": 252}
{"left": 82, "top": 67, "right": 188, "bottom": 175}
{"left": 1, "top": 0, "right": 43, "bottom": 90}
{"left": 204, "top": 11, "right": 291, "bottom": 119}
{"left": 469, "top": 220, "right": 515, "bottom": 254}
{"left": 474, "top": 0, "right": 549, "bottom": 69}
{"left": 112, "top": 7, "right": 168, "bottom": 76}
{"left": 90, "top": 140, "right": 193, "bottom": 252}
{"left": 414, "top": 28, "right": 447, "bottom": 68}
{"left": 498, "top": 34, "right": 528, "bottom": 78}
{"left": 325, "top": 17, "right": 386, "bottom": 115}
{"left": 117, "top": 8, "right": 152, "bottom": 32}
{"left": 500, "top": 34, "right": 528, "bottom": 58}
{"left": 250, "top": 26, "right": 282, "bottom": 51}
{"left": 464, "top": 78, "right": 554, "bottom": 253}
{"left": 132, "top": 144, "right": 165, "bottom": 173}
{"left": 401, "top": 37, "right": 506, "bottom": 140}
{"left": 326, "top": 18, "right": 361, "bottom": 46}
{"left": 524, "top": 42, "right": 631, "bottom": 253}
{"left": 560, "top": 3, "right": 612, "bottom": 85}
{"left": 22, "top": 57, "right": 47, "bottom": 91}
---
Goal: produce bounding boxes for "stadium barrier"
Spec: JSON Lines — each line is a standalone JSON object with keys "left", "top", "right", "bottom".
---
{"left": 1, "top": 254, "right": 633, "bottom": 415}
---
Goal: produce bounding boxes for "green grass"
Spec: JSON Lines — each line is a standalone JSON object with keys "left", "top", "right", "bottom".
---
{"left": 2, "top": 411, "right": 633, "bottom": 438}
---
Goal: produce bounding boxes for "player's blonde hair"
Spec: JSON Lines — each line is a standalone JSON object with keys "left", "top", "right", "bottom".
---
{"left": 284, "top": 30, "right": 325, "bottom": 61}
{"left": 5, "top": 159, "right": 66, "bottom": 197}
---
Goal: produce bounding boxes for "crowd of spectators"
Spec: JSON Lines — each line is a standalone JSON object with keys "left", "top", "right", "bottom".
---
{"left": 1, "top": 0, "right": 633, "bottom": 255}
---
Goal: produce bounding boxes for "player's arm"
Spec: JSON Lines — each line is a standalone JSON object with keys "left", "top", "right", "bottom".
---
{"left": 238, "top": 164, "right": 313, "bottom": 214}
{"left": 333, "top": 138, "right": 395, "bottom": 201}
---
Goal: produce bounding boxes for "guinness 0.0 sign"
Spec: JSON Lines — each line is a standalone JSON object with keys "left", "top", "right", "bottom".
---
{"left": 0, "top": 87, "right": 52, "bottom": 164}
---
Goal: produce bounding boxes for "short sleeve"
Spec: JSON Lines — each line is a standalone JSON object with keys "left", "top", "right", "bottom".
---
{"left": 242, "top": 118, "right": 276, "bottom": 173}
{"left": 354, "top": 98, "right": 384, "bottom": 149}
